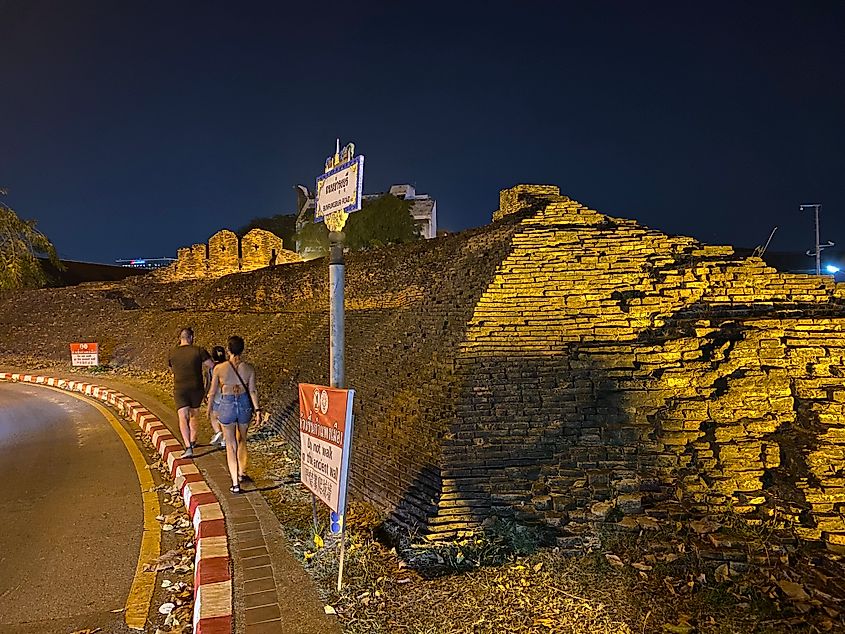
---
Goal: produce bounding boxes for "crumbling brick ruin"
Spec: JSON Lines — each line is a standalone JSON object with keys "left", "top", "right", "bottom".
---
{"left": 163, "top": 228, "right": 300, "bottom": 280}
{"left": 3, "top": 184, "right": 844, "bottom": 554}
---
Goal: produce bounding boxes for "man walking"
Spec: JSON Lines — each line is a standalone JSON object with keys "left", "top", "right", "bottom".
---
{"left": 168, "top": 327, "right": 213, "bottom": 458}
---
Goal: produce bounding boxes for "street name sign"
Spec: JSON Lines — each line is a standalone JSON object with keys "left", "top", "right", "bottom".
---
{"left": 315, "top": 155, "right": 364, "bottom": 222}
{"left": 70, "top": 342, "right": 99, "bottom": 366}
{"left": 298, "top": 383, "right": 354, "bottom": 518}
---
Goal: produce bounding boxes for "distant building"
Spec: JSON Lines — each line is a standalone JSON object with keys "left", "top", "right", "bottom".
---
{"left": 294, "top": 182, "right": 438, "bottom": 253}
{"left": 116, "top": 257, "right": 176, "bottom": 269}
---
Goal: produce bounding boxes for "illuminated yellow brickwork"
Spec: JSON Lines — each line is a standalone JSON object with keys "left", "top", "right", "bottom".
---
{"left": 492, "top": 184, "right": 561, "bottom": 221}
{"left": 4, "top": 183, "right": 845, "bottom": 552}
{"left": 433, "top": 185, "right": 845, "bottom": 549}
{"left": 208, "top": 229, "right": 239, "bottom": 276}
{"left": 161, "top": 228, "right": 301, "bottom": 280}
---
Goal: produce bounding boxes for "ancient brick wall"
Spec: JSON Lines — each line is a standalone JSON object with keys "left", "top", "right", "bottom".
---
{"left": 433, "top": 188, "right": 845, "bottom": 549}
{"left": 159, "top": 228, "right": 301, "bottom": 280}
{"left": 492, "top": 184, "right": 560, "bottom": 221}
{"left": 2, "top": 185, "right": 845, "bottom": 552}
{"left": 187, "top": 244, "right": 209, "bottom": 278}
{"left": 207, "top": 230, "right": 240, "bottom": 277}
{"left": 241, "top": 228, "right": 284, "bottom": 272}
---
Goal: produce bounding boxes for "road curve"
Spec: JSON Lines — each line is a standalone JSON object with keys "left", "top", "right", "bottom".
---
{"left": 0, "top": 382, "right": 144, "bottom": 634}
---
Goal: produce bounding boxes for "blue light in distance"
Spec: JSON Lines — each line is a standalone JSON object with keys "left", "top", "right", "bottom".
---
{"left": 826, "top": 265, "right": 840, "bottom": 274}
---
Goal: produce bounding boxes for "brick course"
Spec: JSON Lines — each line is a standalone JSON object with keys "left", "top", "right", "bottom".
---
{"left": 3, "top": 185, "right": 845, "bottom": 551}
{"left": 161, "top": 228, "right": 300, "bottom": 280}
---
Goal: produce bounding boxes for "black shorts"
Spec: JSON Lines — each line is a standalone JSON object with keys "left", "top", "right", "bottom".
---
{"left": 174, "top": 387, "right": 204, "bottom": 410}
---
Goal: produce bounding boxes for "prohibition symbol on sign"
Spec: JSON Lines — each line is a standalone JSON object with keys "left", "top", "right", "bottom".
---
{"left": 312, "top": 388, "right": 329, "bottom": 415}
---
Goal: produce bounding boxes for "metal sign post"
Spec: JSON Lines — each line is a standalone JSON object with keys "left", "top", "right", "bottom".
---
{"left": 315, "top": 139, "right": 364, "bottom": 591}
{"left": 298, "top": 383, "right": 355, "bottom": 591}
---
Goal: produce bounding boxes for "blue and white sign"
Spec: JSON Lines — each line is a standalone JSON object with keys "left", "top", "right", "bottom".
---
{"left": 315, "top": 155, "right": 365, "bottom": 222}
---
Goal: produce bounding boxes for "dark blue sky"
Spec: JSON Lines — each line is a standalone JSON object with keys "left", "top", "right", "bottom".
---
{"left": 2, "top": 1, "right": 843, "bottom": 264}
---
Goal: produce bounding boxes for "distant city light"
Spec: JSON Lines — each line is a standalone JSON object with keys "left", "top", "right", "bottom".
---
{"left": 115, "top": 257, "right": 175, "bottom": 269}
{"left": 826, "top": 265, "right": 840, "bottom": 274}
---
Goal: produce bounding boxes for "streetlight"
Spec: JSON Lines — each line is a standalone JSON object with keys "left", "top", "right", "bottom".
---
{"left": 800, "top": 204, "right": 833, "bottom": 276}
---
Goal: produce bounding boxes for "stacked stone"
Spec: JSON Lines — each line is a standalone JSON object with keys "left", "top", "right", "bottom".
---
{"left": 208, "top": 230, "right": 240, "bottom": 277}
{"left": 186, "top": 244, "right": 209, "bottom": 278}
{"left": 427, "top": 185, "right": 845, "bottom": 549}
{"left": 4, "top": 183, "right": 845, "bottom": 554}
{"left": 241, "top": 229, "right": 284, "bottom": 272}
{"left": 492, "top": 184, "right": 561, "bottom": 221}
{"left": 160, "top": 228, "right": 301, "bottom": 280}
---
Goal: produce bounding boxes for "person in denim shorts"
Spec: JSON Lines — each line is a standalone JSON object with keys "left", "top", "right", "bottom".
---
{"left": 207, "top": 346, "right": 227, "bottom": 449}
{"left": 206, "top": 335, "right": 260, "bottom": 493}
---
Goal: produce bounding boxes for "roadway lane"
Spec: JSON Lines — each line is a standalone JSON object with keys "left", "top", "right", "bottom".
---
{"left": 0, "top": 382, "right": 144, "bottom": 633}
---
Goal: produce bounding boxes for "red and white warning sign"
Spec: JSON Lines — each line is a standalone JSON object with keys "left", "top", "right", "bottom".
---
{"left": 70, "top": 342, "right": 99, "bottom": 367}
{"left": 298, "top": 383, "right": 354, "bottom": 514}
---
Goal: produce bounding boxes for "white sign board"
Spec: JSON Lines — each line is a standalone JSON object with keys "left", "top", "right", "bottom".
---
{"left": 315, "top": 155, "right": 364, "bottom": 221}
{"left": 299, "top": 383, "right": 354, "bottom": 514}
{"left": 70, "top": 342, "right": 99, "bottom": 366}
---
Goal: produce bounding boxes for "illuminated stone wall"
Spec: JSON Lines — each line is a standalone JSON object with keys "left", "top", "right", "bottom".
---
{"left": 241, "top": 228, "right": 285, "bottom": 272}
{"left": 208, "top": 229, "right": 240, "bottom": 276}
{"left": 492, "top": 184, "right": 560, "bottom": 221}
{"left": 160, "top": 228, "right": 301, "bottom": 280}
{"left": 3, "top": 184, "right": 845, "bottom": 552}
{"left": 431, "top": 187, "right": 845, "bottom": 549}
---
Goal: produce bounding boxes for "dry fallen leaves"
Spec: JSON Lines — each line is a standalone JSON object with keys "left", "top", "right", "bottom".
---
{"left": 689, "top": 519, "right": 720, "bottom": 535}
{"left": 144, "top": 549, "right": 182, "bottom": 572}
{"left": 778, "top": 579, "right": 811, "bottom": 603}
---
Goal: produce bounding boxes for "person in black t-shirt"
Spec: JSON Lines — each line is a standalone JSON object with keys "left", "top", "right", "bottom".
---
{"left": 168, "top": 327, "right": 213, "bottom": 458}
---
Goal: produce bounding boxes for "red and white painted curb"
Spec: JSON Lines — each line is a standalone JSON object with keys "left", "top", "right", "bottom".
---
{"left": 0, "top": 372, "right": 233, "bottom": 634}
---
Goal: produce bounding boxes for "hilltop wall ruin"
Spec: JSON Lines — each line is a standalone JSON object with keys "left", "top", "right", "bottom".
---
{"left": 162, "top": 228, "right": 301, "bottom": 280}
{"left": 2, "top": 184, "right": 845, "bottom": 553}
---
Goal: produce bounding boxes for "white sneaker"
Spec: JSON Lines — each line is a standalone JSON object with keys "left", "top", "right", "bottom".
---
{"left": 219, "top": 439, "right": 226, "bottom": 448}
{"left": 210, "top": 432, "right": 223, "bottom": 445}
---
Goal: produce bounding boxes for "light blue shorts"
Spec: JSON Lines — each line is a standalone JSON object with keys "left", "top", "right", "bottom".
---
{"left": 217, "top": 393, "right": 253, "bottom": 425}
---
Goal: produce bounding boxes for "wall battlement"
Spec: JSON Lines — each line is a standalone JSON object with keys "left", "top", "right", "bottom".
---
{"left": 162, "top": 228, "right": 301, "bottom": 280}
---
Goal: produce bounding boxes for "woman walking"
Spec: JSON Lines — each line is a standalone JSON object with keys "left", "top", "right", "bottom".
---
{"left": 207, "top": 345, "right": 227, "bottom": 449}
{"left": 206, "top": 336, "right": 260, "bottom": 493}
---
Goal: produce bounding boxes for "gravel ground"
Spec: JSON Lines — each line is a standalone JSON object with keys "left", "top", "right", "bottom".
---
{"left": 9, "top": 362, "right": 842, "bottom": 634}
{"left": 245, "top": 431, "right": 845, "bottom": 634}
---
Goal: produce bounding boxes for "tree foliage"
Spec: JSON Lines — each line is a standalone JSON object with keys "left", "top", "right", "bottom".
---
{"left": 0, "top": 204, "right": 62, "bottom": 290}
{"left": 296, "top": 215, "right": 330, "bottom": 256}
{"left": 237, "top": 213, "right": 297, "bottom": 248}
{"left": 295, "top": 194, "right": 420, "bottom": 257}
{"left": 344, "top": 194, "right": 420, "bottom": 250}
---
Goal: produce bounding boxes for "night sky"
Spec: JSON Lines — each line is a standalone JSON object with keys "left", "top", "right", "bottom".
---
{"left": 2, "top": 1, "right": 843, "bottom": 265}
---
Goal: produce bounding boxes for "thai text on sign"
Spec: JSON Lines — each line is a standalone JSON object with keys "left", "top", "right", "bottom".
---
{"left": 315, "top": 155, "right": 364, "bottom": 221}
{"left": 70, "top": 342, "right": 99, "bottom": 367}
{"left": 298, "top": 383, "right": 355, "bottom": 513}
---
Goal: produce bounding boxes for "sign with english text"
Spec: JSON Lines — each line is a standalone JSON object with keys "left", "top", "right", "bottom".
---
{"left": 70, "top": 342, "right": 99, "bottom": 367}
{"left": 299, "top": 383, "right": 354, "bottom": 516}
{"left": 315, "top": 155, "right": 364, "bottom": 221}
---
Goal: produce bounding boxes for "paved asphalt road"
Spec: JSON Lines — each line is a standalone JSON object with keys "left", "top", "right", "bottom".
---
{"left": 0, "top": 382, "right": 143, "bottom": 633}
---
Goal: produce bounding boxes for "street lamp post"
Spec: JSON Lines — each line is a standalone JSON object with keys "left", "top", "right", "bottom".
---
{"left": 800, "top": 204, "right": 833, "bottom": 276}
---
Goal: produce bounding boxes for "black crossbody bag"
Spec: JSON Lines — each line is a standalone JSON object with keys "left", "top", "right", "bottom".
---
{"left": 229, "top": 362, "right": 258, "bottom": 411}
